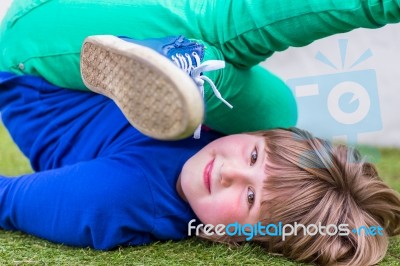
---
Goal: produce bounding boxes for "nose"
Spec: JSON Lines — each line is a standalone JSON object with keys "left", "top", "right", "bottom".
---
{"left": 220, "top": 164, "right": 251, "bottom": 187}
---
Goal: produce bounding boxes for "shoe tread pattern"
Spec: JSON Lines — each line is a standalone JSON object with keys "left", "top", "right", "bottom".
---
{"left": 81, "top": 42, "right": 188, "bottom": 139}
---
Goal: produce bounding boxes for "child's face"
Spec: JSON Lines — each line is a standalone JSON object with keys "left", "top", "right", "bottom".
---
{"left": 178, "top": 134, "right": 267, "bottom": 226}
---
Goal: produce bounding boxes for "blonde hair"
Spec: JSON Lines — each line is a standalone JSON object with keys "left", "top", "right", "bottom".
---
{"left": 201, "top": 128, "right": 400, "bottom": 266}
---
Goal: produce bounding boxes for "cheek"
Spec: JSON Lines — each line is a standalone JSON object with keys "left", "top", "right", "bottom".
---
{"left": 180, "top": 159, "right": 201, "bottom": 192}
{"left": 205, "top": 198, "right": 242, "bottom": 225}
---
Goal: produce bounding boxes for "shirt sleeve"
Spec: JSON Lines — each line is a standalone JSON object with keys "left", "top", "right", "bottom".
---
{"left": 0, "top": 157, "right": 156, "bottom": 250}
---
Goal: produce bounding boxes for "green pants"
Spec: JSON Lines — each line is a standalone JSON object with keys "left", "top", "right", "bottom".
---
{"left": 1, "top": 0, "right": 399, "bottom": 134}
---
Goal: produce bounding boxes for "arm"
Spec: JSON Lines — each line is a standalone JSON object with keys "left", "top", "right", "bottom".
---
{"left": 0, "top": 157, "right": 155, "bottom": 250}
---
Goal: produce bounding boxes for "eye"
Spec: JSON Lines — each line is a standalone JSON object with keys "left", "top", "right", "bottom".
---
{"left": 250, "top": 148, "right": 258, "bottom": 166}
{"left": 247, "top": 188, "right": 255, "bottom": 206}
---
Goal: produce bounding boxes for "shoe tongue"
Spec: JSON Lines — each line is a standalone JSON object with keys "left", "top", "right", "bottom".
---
{"left": 164, "top": 37, "right": 205, "bottom": 65}
{"left": 120, "top": 35, "right": 205, "bottom": 65}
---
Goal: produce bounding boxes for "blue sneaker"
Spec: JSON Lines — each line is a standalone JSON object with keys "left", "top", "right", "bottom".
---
{"left": 80, "top": 35, "right": 231, "bottom": 140}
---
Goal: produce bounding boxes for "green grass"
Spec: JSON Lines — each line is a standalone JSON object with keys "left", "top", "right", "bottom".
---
{"left": 0, "top": 123, "right": 32, "bottom": 176}
{"left": 0, "top": 122, "right": 399, "bottom": 265}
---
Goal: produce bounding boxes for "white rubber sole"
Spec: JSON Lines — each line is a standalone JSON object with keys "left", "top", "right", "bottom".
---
{"left": 80, "top": 35, "right": 204, "bottom": 140}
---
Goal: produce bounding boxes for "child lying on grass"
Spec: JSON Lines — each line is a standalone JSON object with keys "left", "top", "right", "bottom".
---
{"left": 1, "top": 0, "right": 400, "bottom": 265}
{"left": 1, "top": 72, "right": 399, "bottom": 266}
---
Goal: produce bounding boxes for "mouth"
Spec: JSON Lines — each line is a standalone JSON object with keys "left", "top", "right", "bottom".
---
{"left": 204, "top": 158, "right": 214, "bottom": 194}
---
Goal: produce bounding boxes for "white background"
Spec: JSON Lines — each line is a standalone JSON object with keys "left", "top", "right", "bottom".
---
{"left": 0, "top": 0, "right": 12, "bottom": 23}
{"left": 1, "top": 0, "right": 399, "bottom": 147}
{"left": 261, "top": 25, "right": 400, "bottom": 147}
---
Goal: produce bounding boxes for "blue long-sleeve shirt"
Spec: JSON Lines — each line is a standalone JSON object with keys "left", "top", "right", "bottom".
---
{"left": 0, "top": 72, "right": 221, "bottom": 249}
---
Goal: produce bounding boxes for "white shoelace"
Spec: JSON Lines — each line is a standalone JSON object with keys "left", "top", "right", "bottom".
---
{"left": 172, "top": 52, "right": 233, "bottom": 139}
